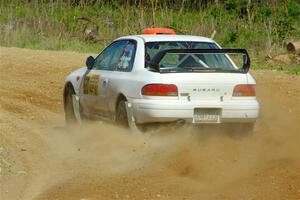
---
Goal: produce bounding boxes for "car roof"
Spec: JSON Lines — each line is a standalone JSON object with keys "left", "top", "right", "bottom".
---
{"left": 116, "top": 34, "right": 216, "bottom": 43}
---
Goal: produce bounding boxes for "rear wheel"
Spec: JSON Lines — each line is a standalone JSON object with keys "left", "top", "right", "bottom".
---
{"left": 115, "top": 100, "right": 129, "bottom": 128}
{"left": 238, "top": 123, "right": 255, "bottom": 133}
{"left": 226, "top": 122, "right": 255, "bottom": 135}
{"left": 136, "top": 120, "right": 186, "bottom": 133}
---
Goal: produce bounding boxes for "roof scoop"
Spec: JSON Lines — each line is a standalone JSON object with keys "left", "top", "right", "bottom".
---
{"left": 142, "top": 28, "right": 176, "bottom": 35}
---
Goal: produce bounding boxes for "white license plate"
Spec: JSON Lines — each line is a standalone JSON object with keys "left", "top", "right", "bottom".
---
{"left": 193, "top": 108, "right": 221, "bottom": 123}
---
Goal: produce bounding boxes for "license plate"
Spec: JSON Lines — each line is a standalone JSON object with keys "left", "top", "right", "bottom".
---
{"left": 193, "top": 108, "right": 221, "bottom": 123}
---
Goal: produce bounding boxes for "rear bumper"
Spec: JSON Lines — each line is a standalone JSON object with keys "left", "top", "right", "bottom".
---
{"left": 130, "top": 99, "right": 259, "bottom": 124}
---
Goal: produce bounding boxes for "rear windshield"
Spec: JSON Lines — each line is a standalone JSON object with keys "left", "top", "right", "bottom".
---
{"left": 145, "top": 41, "right": 237, "bottom": 72}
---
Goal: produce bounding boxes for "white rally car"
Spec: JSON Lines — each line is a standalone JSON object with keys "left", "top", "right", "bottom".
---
{"left": 63, "top": 28, "right": 260, "bottom": 132}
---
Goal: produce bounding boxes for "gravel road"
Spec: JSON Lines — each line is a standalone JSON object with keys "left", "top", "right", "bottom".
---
{"left": 0, "top": 47, "right": 299, "bottom": 200}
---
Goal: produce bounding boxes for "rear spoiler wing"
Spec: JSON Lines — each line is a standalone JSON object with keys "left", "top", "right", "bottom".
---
{"left": 147, "top": 49, "right": 250, "bottom": 73}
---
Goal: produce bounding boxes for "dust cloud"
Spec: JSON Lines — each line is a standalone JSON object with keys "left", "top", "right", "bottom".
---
{"left": 25, "top": 121, "right": 260, "bottom": 199}
{"left": 0, "top": 47, "right": 299, "bottom": 200}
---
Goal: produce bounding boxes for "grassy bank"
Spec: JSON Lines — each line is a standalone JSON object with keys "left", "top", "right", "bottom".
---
{"left": 0, "top": 0, "right": 299, "bottom": 73}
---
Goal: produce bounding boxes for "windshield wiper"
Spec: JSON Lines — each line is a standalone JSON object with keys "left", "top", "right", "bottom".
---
{"left": 184, "top": 67, "right": 224, "bottom": 71}
{"left": 184, "top": 67, "right": 217, "bottom": 71}
{"left": 160, "top": 67, "right": 230, "bottom": 73}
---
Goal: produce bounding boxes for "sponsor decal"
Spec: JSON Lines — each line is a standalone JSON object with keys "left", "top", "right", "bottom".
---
{"left": 83, "top": 73, "right": 100, "bottom": 96}
{"left": 117, "top": 44, "right": 135, "bottom": 70}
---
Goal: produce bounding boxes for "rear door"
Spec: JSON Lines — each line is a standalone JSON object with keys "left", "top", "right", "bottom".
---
{"left": 107, "top": 40, "right": 137, "bottom": 113}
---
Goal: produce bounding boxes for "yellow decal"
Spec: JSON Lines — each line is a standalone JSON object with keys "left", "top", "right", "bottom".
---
{"left": 83, "top": 73, "right": 100, "bottom": 96}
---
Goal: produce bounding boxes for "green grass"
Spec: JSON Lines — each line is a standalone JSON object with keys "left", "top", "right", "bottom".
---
{"left": 252, "top": 62, "right": 300, "bottom": 75}
{"left": 0, "top": 0, "right": 299, "bottom": 74}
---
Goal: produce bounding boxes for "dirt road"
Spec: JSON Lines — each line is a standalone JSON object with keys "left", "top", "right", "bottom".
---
{"left": 0, "top": 47, "right": 300, "bottom": 200}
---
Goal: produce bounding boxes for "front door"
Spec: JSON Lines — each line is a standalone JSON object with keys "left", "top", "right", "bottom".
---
{"left": 82, "top": 40, "right": 129, "bottom": 116}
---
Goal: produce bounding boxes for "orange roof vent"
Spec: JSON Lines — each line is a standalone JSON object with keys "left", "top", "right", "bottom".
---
{"left": 142, "top": 28, "right": 176, "bottom": 35}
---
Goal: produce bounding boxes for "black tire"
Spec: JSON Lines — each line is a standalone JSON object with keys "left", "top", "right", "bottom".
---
{"left": 136, "top": 124, "right": 148, "bottom": 133}
{"left": 115, "top": 100, "right": 129, "bottom": 128}
{"left": 136, "top": 120, "right": 186, "bottom": 133}
{"left": 226, "top": 122, "right": 255, "bottom": 136}
{"left": 64, "top": 86, "right": 77, "bottom": 124}
{"left": 242, "top": 123, "right": 255, "bottom": 133}
{"left": 237, "top": 123, "right": 255, "bottom": 133}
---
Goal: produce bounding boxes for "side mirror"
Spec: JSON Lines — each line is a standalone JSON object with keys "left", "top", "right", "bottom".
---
{"left": 86, "top": 56, "right": 95, "bottom": 70}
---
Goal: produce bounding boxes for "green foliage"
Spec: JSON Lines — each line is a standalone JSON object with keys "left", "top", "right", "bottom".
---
{"left": 252, "top": 62, "right": 300, "bottom": 75}
{"left": 0, "top": 0, "right": 299, "bottom": 74}
{"left": 259, "top": 5, "right": 272, "bottom": 18}
{"left": 288, "top": 0, "right": 300, "bottom": 18}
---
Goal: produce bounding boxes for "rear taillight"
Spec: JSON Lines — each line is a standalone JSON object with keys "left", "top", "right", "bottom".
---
{"left": 142, "top": 84, "right": 178, "bottom": 96}
{"left": 233, "top": 84, "right": 256, "bottom": 97}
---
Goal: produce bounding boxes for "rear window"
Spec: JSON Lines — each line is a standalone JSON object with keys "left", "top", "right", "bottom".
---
{"left": 145, "top": 41, "right": 237, "bottom": 72}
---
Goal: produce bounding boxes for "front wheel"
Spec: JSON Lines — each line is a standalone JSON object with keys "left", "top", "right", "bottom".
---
{"left": 65, "top": 86, "right": 78, "bottom": 124}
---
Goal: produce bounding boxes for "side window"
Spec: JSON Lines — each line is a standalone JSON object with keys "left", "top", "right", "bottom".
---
{"left": 94, "top": 40, "right": 128, "bottom": 70}
{"left": 116, "top": 40, "right": 137, "bottom": 72}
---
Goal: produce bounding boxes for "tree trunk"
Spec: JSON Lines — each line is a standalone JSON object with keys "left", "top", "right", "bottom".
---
{"left": 287, "top": 41, "right": 300, "bottom": 55}
{"left": 247, "top": 0, "right": 252, "bottom": 30}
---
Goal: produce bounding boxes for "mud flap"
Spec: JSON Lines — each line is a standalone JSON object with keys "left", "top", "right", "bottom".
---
{"left": 72, "top": 94, "right": 82, "bottom": 123}
{"left": 125, "top": 102, "right": 138, "bottom": 132}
